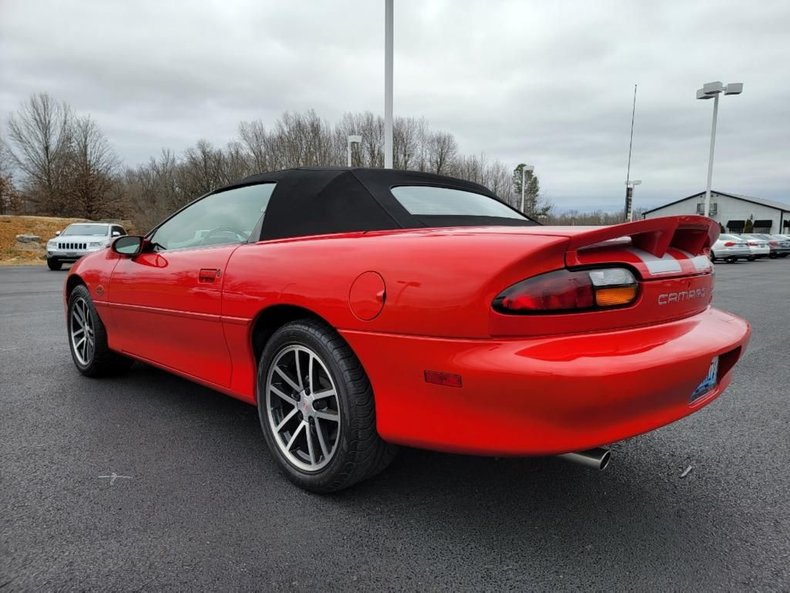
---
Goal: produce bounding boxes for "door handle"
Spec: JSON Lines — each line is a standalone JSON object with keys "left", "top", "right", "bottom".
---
{"left": 199, "top": 268, "right": 221, "bottom": 283}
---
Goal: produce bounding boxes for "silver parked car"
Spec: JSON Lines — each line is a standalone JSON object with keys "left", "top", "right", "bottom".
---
{"left": 46, "top": 223, "right": 127, "bottom": 270}
{"left": 710, "top": 234, "right": 750, "bottom": 263}
{"left": 752, "top": 233, "right": 790, "bottom": 258}
{"left": 738, "top": 234, "right": 770, "bottom": 261}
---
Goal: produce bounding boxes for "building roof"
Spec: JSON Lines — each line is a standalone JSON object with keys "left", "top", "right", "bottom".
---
{"left": 644, "top": 190, "right": 790, "bottom": 215}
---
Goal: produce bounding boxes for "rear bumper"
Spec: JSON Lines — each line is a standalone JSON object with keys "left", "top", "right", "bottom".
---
{"left": 341, "top": 307, "right": 750, "bottom": 455}
{"left": 713, "top": 248, "right": 750, "bottom": 259}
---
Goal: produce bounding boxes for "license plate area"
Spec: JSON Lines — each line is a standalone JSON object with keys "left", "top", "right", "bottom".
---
{"left": 690, "top": 357, "right": 719, "bottom": 403}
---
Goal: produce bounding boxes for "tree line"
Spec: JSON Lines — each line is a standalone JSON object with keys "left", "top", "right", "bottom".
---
{"left": 1, "top": 93, "right": 554, "bottom": 231}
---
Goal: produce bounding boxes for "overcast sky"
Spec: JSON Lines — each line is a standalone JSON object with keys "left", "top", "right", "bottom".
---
{"left": 1, "top": 0, "right": 788, "bottom": 211}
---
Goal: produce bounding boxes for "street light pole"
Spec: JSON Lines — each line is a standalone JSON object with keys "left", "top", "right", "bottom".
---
{"left": 703, "top": 92, "right": 720, "bottom": 219}
{"left": 624, "top": 84, "right": 638, "bottom": 222}
{"left": 384, "top": 0, "right": 394, "bottom": 169}
{"left": 696, "top": 81, "right": 743, "bottom": 217}
{"left": 347, "top": 135, "right": 362, "bottom": 167}
{"left": 624, "top": 180, "right": 641, "bottom": 222}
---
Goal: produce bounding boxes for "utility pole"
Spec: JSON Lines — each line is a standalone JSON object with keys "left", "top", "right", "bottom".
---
{"left": 623, "top": 84, "right": 638, "bottom": 222}
{"left": 384, "top": 0, "right": 394, "bottom": 168}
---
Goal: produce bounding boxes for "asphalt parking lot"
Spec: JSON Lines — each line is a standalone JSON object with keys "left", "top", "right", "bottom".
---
{"left": 1, "top": 260, "right": 788, "bottom": 592}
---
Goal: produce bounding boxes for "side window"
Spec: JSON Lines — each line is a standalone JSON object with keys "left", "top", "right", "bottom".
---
{"left": 151, "top": 184, "right": 276, "bottom": 250}
{"left": 112, "top": 225, "right": 126, "bottom": 236}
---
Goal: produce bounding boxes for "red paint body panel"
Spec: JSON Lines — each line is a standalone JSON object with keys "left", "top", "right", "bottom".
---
{"left": 106, "top": 245, "right": 237, "bottom": 386}
{"left": 341, "top": 307, "right": 749, "bottom": 454}
{"left": 66, "top": 215, "right": 751, "bottom": 456}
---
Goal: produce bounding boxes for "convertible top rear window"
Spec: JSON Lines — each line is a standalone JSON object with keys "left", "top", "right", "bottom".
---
{"left": 391, "top": 186, "right": 526, "bottom": 220}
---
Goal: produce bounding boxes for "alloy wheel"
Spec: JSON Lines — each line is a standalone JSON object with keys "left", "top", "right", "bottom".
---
{"left": 265, "top": 345, "right": 341, "bottom": 472}
{"left": 70, "top": 296, "right": 95, "bottom": 366}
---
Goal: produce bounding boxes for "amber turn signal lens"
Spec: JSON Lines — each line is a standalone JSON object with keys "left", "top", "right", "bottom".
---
{"left": 594, "top": 286, "right": 638, "bottom": 307}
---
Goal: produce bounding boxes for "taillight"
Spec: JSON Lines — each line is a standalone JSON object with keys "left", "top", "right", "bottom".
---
{"left": 493, "top": 268, "right": 638, "bottom": 314}
{"left": 724, "top": 241, "right": 736, "bottom": 247}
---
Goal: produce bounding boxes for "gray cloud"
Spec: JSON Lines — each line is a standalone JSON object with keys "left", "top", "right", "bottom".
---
{"left": 1, "top": 0, "right": 788, "bottom": 211}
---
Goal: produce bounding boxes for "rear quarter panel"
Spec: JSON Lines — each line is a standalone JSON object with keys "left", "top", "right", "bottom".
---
{"left": 221, "top": 230, "right": 570, "bottom": 337}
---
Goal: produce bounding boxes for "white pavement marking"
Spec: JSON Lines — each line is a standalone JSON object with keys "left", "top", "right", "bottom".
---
{"left": 99, "top": 473, "right": 133, "bottom": 485}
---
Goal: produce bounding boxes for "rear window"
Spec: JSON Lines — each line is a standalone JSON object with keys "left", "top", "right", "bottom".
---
{"left": 390, "top": 186, "right": 525, "bottom": 220}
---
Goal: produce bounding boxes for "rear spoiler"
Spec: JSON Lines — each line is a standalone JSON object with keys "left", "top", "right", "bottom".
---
{"left": 565, "top": 216, "right": 718, "bottom": 267}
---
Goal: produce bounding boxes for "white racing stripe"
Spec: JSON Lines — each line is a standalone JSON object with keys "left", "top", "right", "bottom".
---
{"left": 628, "top": 248, "right": 683, "bottom": 275}
{"left": 676, "top": 249, "right": 713, "bottom": 273}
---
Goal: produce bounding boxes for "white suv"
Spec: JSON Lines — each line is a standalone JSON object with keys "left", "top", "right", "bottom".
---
{"left": 46, "top": 223, "right": 127, "bottom": 270}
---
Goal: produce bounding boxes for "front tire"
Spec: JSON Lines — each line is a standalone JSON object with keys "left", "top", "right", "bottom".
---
{"left": 47, "top": 258, "right": 62, "bottom": 271}
{"left": 67, "top": 285, "right": 132, "bottom": 377}
{"left": 257, "top": 319, "right": 397, "bottom": 493}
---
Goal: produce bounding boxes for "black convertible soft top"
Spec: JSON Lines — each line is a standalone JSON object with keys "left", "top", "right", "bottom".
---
{"left": 218, "top": 167, "right": 537, "bottom": 241}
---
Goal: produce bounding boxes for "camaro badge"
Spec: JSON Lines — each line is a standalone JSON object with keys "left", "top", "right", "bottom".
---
{"left": 657, "top": 288, "right": 707, "bottom": 305}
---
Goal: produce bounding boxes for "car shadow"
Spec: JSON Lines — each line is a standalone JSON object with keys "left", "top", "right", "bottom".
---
{"left": 110, "top": 361, "right": 735, "bottom": 584}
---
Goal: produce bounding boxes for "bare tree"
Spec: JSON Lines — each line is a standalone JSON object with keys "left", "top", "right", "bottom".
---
{"left": 393, "top": 116, "right": 426, "bottom": 170}
{"left": 426, "top": 132, "right": 457, "bottom": 175}
{"left": 123, "top": 150, "right": 184, "bottom": 233}
{"left": 0, "top": 138, "right": 22, "bottom": 214}
{"left": 6, "top": 93, "right": 73, "bottom": 214}
{"left": 66, "top": 115, "right": 122, "bottom": 219}
{"left": 239, "top": 120, "right": 270, "bottom": 172}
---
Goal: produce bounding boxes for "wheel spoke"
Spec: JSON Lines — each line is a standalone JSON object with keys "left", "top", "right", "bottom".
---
{"left": 274, "top": 365, "right": 301, "bottom": 393}
{"left": 72, "top": 307, "right": 84, "bottom": 327}
{"left": 294, "top": 350, "right": 304, "bottom": 391}
{"left": 314, "top": 409, "right": 339, "bottom": 422}
{"left": 75, "top": 336, "right": 86, "bottom": 350}
{"left": 275, "top": 407, "right": 299, "bottom": 432}
{"left": 270, "top": 384, "right": 296, "bottom": 404}
{"left": 312, "top": 388, "right": 336, "bottom": 400}
{"left": 315, "top": 419, "right": 330, "bottom": 459}
{"left": 308, "top": 353, "right": 315, "bottom": 394}
{"left": 306, "top": 424, "right": 317, "bottom": 465}
{"left": 285, "top": 421, "right": 306, "bottom": 451}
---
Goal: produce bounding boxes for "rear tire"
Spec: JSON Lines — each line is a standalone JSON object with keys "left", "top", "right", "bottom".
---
{"left": 257, "top": 319, "right": 397, "bottom": 493}
{"left": 67, "top": 285, "right": 132, "bottom": 377}
{"left": 747, "top": 256, "right": 756, "bottom": 261}
{"left": 725, "top": 256, "right": 737, "bottom": 263}
{"left": 47, "top": 258, "right": 62, "bottom": 271}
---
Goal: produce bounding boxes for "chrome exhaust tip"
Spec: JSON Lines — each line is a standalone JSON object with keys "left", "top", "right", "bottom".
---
{"left": 558, "top": 447, "right": 611, "bottom": 470}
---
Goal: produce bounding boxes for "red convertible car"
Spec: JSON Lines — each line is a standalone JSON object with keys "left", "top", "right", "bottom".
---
{"left": 65, "top": 168, "right": 750, "bottom": 492}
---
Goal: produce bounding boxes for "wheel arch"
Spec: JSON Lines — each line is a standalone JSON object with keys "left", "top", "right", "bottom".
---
{"left": 250, "top": 304, "right": 332, "bottom": 368}
{"left": 65, "top": 273, "right": 86, "bottom": 297}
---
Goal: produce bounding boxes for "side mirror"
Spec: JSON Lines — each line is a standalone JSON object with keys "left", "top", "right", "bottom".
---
{"left": 112, "top": 235, "right": 144, "bottom": 257}
{"left": 55, "top": 230, "right": 61, "bottom": 236}
{"left": 112, "top": 231, "right": 121, "bottom": 237}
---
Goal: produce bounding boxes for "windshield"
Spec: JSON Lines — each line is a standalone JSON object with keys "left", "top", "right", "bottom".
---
{"left": 390, "top": 185, "right": 526, "bottom": 220}
{"left": 63, "top": 224, "right": 108, "bottom": 236}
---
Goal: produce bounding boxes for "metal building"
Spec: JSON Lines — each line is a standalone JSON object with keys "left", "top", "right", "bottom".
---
{"left": 643, "top": 191, "right": 790, "bottom": 234}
